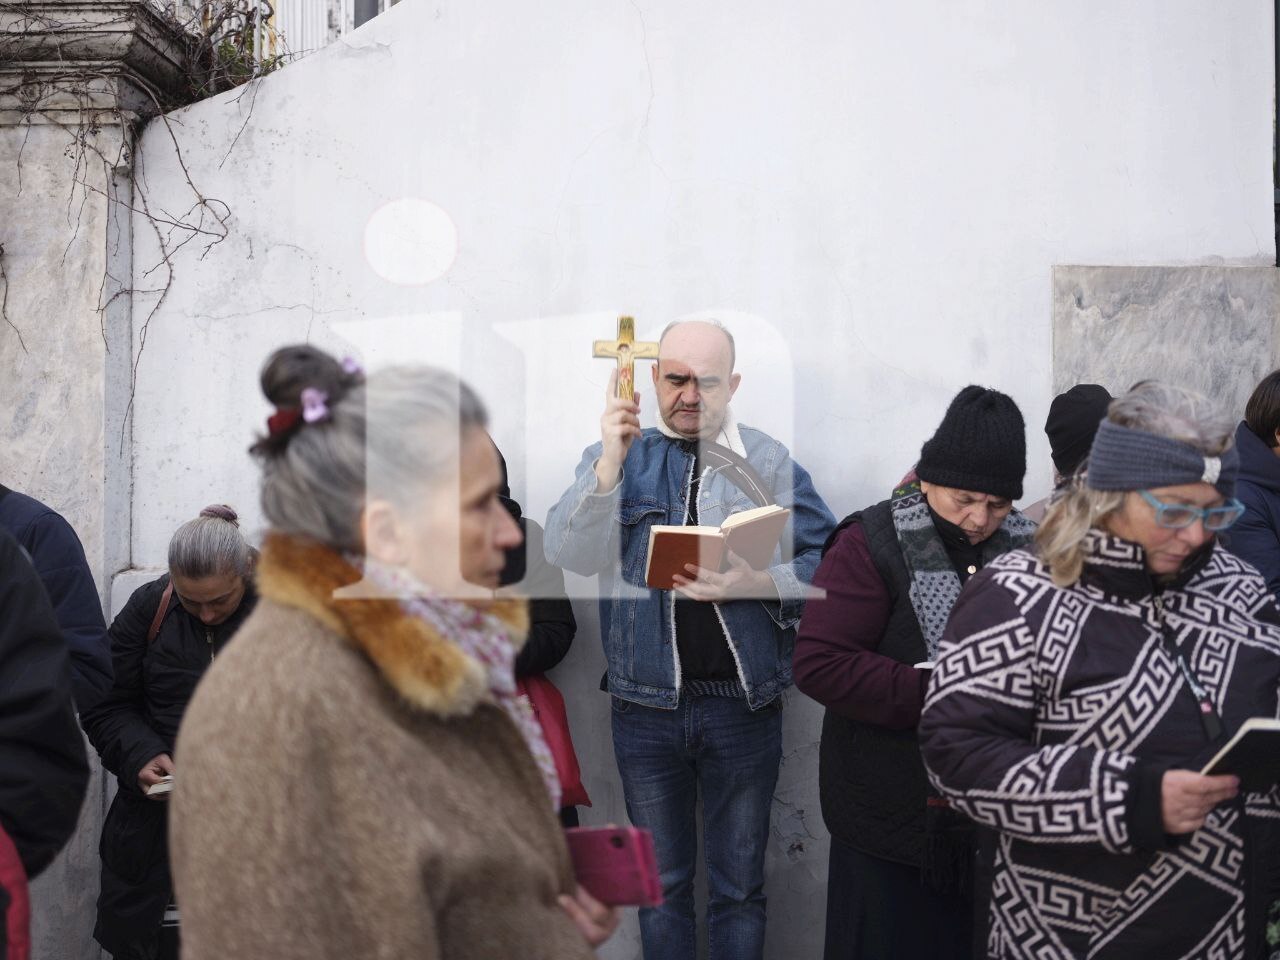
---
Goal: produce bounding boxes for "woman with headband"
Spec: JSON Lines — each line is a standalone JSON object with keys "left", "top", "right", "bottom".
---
{"left": 918, "top": 380, "right": 1280, "bottom": 959}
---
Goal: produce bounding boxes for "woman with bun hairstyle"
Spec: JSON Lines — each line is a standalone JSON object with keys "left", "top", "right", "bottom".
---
{"left": 168, "top": 346, "right": 617, "bottom": 960}
{"left": 82, "top": 505, "right": 257, "bottom": 960}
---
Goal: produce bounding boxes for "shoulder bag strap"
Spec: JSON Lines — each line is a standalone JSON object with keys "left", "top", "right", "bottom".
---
{"left": 147, "top": 581, "right": 175, "bottom": 645}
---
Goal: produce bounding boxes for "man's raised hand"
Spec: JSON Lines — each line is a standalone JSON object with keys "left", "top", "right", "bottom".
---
{"left": 595, "top": 368, "right": 642, "bottom": 492}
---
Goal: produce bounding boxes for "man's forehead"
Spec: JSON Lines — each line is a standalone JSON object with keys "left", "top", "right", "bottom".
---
{"left": 657, "top": 356, "right": 727, "bottom": 379}
{"left": 657, "top": 323, "right": 733, "bottom": 371}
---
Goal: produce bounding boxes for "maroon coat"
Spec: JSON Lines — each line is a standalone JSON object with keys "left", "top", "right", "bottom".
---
{"left": 793, "top": 522, "right": 928, "bottom": 730}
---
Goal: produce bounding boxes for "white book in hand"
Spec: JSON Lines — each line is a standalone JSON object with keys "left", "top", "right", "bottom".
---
{"left": 1199, "top": 718, "right": 1280, "bottom": 792}
{"left": 145, "top": 775, "right": 174, "bottom": 797}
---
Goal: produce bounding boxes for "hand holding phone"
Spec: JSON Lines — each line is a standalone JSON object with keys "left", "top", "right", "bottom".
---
{"left": 564, "top": 825, "right": 663, "bottom": 907}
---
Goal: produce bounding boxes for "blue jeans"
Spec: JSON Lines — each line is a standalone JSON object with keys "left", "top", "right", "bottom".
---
{"left": 611, "top": 693, "right": 783, "bottom": 960}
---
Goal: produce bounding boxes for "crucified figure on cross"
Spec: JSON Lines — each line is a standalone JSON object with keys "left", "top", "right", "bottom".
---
{"left": 593, "top": 316, "right": 659, "bottom": 401}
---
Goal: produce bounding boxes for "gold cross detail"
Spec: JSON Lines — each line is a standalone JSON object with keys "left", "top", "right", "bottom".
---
{"left": 593, "top": 315, "right": 659, "bottom": 400}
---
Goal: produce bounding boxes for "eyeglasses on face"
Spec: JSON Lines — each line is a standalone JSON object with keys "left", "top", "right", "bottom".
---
{"left": 1137, "top": 490, "right": 1245, "bottom": 532}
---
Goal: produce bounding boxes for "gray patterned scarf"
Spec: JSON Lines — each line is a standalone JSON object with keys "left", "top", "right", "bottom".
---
{"left": 890, "top": 481, "right": 1036, "bottom": 659}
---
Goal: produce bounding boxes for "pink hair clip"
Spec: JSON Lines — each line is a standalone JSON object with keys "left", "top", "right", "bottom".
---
{"left": 300, "top": 387, "right": 330, "bottom": 424}
{"left": 341, "top": 356, "right": 363, "bottom": 376}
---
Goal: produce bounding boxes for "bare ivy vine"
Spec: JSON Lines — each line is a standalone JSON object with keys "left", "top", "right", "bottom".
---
{"left": 0, "top": 0, "right": 291, "bottom": 443}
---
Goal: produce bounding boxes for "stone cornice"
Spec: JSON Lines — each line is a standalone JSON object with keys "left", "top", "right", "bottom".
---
{"left": 0, "top": 1, "right": 198, "bottom": 123}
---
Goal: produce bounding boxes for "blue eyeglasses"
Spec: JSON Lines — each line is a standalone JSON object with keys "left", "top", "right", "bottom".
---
{"left": 1138, "top": 490, "right": 1245, "bottom": 532}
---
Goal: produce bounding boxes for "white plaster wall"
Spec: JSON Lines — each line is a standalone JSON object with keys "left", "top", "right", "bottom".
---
{"left": 126, "top": 2, "right": 1274, "bottom": 956}
{"left": 129, "top": 0, "right": 1274, "bottom": 559}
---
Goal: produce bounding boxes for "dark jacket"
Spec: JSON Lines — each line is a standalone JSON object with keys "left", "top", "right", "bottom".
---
{"left": 919, "top": 536, "right": 1280, "bottom": 959}
{"left": 1228, "top": 420, "right": 1280, "bottom": 598}
{"left": 0, "top": 529, "right": 90, "bottom": 957}
{"left": 0, "top": 486, "right": 112, "bottom": 711}
{"left": 0, "top": 528, "right": 89, "bottom": 870}
{"left": 794, "top": 500, "right": 1014, "bottom": 865}
{"left": 81, "top": 573, "right": 256, "bottom": 955}
{"left": 495, "top": 453, "right": 576, "bottom": 678}
{"left": 507, "top": 521, "right": 577, "bottom": 679}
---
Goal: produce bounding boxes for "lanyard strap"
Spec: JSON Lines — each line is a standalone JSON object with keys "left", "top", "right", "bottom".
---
{"left": 1154, "top": 596, "right": 1223, "bottom": 742}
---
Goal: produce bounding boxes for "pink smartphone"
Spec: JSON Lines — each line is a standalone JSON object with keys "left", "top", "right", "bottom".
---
{"left": 564, "top": 826, "right": 664, "bottom": 908}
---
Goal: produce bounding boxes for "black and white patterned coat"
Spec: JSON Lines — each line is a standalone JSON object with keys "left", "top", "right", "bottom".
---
{"left": 919, "top": 532, "right": 1280, "bottom": 960}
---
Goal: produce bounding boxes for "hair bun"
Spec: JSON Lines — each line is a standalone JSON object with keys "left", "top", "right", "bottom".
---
{"left": 199, "top": 504, "right": 240, "bottom": 526}
{"left": 250, "top": 344, "right": 363, "bottom": 461}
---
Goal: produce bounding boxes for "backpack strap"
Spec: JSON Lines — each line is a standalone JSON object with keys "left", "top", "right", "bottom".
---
{"left": 147, "top": 581, "right": 175, "bottom": 645}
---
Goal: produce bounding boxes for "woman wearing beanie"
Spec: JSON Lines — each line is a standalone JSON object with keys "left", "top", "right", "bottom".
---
{"left": 794, "top": 384, "right": 1035, "bottom": 959}
{"left": 919, "top": 381, "right": 1280, "bottom": 959}
{"left": 1023, "top": 383, "right": 1113, "bottom": 523}
{"left": 82, "top": 505, "right": 258, "bottom": 960}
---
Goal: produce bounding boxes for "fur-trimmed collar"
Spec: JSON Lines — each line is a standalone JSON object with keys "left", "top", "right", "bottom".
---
{"left": 255, "top": 534, "right": 529, "bottom": 717}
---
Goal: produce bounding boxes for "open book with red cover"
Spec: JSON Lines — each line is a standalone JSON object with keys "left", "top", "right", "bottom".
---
{"left": 643, "top": 504, "right": 791, "bottom": 590}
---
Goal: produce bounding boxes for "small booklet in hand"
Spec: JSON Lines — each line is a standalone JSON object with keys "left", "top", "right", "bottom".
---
{"left": 565, "top": 826, "right": 663, "bottom": 908}
{"left": 644, "top": 504, "right": 791, "bottom": 590}
{"left": 1199, "top": 717, "right": 1280, "bottom": 792}
{"left": 145, "top": 775, "right": 174, "bottom": 797}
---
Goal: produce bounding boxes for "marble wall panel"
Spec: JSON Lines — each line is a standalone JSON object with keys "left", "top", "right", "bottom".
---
{"left": 1053, "top": 265, "right": 1280, "bottom": 421}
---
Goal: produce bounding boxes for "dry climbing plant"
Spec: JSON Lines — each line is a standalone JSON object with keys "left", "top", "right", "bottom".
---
{"left": 0, "top": 0, "right": 290, "bottom": 442}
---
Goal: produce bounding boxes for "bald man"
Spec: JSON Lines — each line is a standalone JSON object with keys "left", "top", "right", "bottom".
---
{"left": 546, "top": 320, "right": 834, "bottom": 960}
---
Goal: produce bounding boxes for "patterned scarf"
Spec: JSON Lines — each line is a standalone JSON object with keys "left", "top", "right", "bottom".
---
{"left": 890, "top": 481, "right": 1036, "bottom": 660}
{"left": 358, "top": 558, "right": 562, "bottom": 810}
{"left": 890, "top": 480, "right": 1036, "bottom": 892}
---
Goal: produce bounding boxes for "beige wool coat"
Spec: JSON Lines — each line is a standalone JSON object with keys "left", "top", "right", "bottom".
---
{"left": 169, "top": 534, "right": 595, "bottom": 960}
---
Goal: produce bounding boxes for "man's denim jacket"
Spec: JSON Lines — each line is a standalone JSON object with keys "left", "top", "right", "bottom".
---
{"left": 545, "top": 426, "right": 835, "bottom": 711}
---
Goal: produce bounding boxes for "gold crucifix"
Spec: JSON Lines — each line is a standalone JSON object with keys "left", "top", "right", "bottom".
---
{"left": 593, "top": 315, "right": 660, "bottom": 400}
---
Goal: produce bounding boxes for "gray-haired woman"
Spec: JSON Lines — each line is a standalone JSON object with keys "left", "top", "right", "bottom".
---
{"left": 82, "top": 505, "right": 257, "bottom": 960}
{"left": 168, "top": 345, "right": 616, "bottom": 960}
{"left": 918, "top": 381, "right": 1280, "bottom": 959}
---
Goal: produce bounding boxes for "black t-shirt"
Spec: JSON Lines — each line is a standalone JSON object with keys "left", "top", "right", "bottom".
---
{"left": 674, "top": 455, "right": 739, "bottom": 682}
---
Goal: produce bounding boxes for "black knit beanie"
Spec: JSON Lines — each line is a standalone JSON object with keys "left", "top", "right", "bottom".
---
{"left": 1044, "top": 384, "right": 1112, "bottom": 477}
{"left": 917, "top": 385, "right": 1026, "bottom": 500}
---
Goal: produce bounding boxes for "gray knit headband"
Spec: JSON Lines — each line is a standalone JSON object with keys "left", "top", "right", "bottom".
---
{"left": 1085, "top": 418, "right": 1238, "bottom": 497}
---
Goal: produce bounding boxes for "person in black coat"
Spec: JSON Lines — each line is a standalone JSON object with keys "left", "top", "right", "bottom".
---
{"left": 0, "top": 485, "right": 113, "bottom": 712}
{"left": 81, "top": 505, "right": 258, "bottom": 960}
{"left": 1229, "top": 370, "right": 1280, "bottom": 598}
{"left": 0, "top": 527, "right": 89, "bottom": 957}
{"left": 494, "top": 445, "right": 587, "bottom": 826}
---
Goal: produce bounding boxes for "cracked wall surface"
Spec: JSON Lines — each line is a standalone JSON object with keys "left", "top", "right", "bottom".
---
{"left": 0, "top": 120, "right": 131, "bottom": 960}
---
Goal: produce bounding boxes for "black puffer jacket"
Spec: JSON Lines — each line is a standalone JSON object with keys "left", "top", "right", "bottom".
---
{"left": 0, "top": 528, "right": 88, "bottom": 958}
{"left": 81, "top": 574, "right": 256, "bottom": 955}
{"left": 0, "top": 528, "right": 88, "bottom": 874}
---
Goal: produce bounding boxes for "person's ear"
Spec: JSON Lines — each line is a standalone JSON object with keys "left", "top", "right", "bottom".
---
{"left": 361, "top": 499, "right": 408, "bottom": 565}
{"left": 727, "top": 371, "right": 742, "bottom": 399}
{"left": 651, "top": 363, "right": 660, "bottom": 388}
